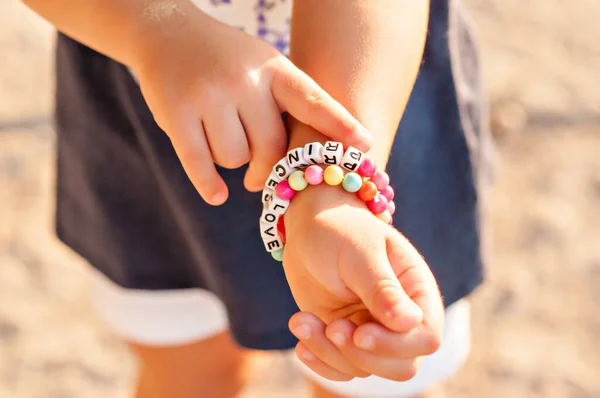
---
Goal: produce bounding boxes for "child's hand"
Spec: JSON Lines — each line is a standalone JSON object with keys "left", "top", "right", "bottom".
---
{"left": 283, "top": 186, "right": 444, "bottom": 381}
{"left": 131, "top": 9, "right": 371, "bottom": 205}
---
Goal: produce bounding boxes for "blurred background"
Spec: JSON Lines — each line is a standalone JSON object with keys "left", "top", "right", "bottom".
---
{"left": 1, "top": 0, "right": 599, "bottom": 397}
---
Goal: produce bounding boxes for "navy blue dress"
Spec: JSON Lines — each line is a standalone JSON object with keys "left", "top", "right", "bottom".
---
{"left": 54, "top": 0, "right": 491, "bottom": 349}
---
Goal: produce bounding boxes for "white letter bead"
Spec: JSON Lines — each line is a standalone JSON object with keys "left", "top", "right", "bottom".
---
{"left": 265, "top": 171, "right": 282, "bottom": 190}
{"left": 260, "top": 223, "right": 283, "bottom": 252}
{"left": 287, "top": 147, "right": 309, "bottom": 169}
{"left": 260, "top": 207, "right": 279, "bottom": 224}
{"left": 268, "top": 196, "right": 290, "bottom": 215}
{"left": 341, "top": 146, "right": 365, "bottom": 172}
{"left": 303, "top": 142, "right": 324, "bottom": 164}
{"left": 261, "top": 187, "right": 274, "bottom": 204}
{"left": 273, "top": 158, "right": 295, "bottom": 179}
{"left": 322, "top": 141, "right": 344, "bottom": 165}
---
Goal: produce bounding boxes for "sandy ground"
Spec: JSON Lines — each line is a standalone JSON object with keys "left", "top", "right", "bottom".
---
{"left": 1, "top": 0, "right": 599, "bottom": 397}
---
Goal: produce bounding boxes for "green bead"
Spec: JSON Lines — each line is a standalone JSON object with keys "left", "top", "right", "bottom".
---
{"left": 271, "top": 248, "right": 284, "bottom": 262}
{"left": 288, "top": 170, "right": 308, "bottom": 191}
{"left": 342, "top": 172, "right": 363, "bottom": 193}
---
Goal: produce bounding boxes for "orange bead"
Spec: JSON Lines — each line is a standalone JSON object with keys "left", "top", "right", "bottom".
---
{"left": 358, "top": 181, "right": 378, "bottom": 201}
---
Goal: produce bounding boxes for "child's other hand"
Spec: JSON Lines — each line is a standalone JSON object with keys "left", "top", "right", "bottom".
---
{"left": 131, "top": 9, "right": 371, "bottom": 205}
{"left": 283, "top": 186, "right": 444, "bottom": 381}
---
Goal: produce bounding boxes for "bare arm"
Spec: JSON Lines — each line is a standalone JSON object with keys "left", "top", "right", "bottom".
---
{"left": 287, "top": 0, "right": 430, "bottom": 166}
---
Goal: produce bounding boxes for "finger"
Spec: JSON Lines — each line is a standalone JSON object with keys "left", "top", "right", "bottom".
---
{"left": 271, "top": 62, "right": 372, "bottom": 152}
{"left": 167, "top": 113, "right": 228, "bottom": 205}
{"left": 353, "top": 322, "right": 442, "bottom": 359}
{"left": 295, "top": 343, "right": 354, "bottom": 382}
{"left": 239, "top": 97, "right": 288, "bottom": 192}
{"left": 340, "top": 241, "right": 423, "bottom": 333}
{"left": 203, "top": 106, "right": 251, "bottom": 169}
{"left": 387, "top": 232, "right": 445, "bottom": 333}
{"left": 326, "top": 319, "right": 422, "bottom": 382}
{"left": 289, "top": 312, "right": 370, "bottom": 378}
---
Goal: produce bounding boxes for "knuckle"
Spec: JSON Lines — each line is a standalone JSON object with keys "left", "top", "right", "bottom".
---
{"left": 217, "top": 147, "right": 250, "bottom": 169}
{"left": 370, "top": 279, "right": 402, "bottom": 311}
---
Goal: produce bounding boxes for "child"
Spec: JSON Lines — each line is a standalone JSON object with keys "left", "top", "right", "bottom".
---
{"left": 23, "top": 0, "right": 490, "bottom": 397}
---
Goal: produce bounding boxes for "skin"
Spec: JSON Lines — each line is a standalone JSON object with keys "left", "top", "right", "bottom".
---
{"left": 24, "top": 0, "right": 446, "bottom": 396}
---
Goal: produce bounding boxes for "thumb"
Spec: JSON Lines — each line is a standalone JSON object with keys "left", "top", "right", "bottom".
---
{"left": 271, "top": 62, "right": 372, "bottom": 152}
{"left": 342, "top": 248, "right": 423, "bottom": 333}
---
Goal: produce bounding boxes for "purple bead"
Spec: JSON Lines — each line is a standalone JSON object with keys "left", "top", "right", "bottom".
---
{"left": 367, "top": 194, "right": 388, "bottom": 214}
{"left": 304, "top": 165, "right": 324, "bottom": 185}
{"left": 370, "top": 171, "right": 390, "bottom": 191}
{"left": 387, "top": 200, "right": 396, "bottom": 216}
{"left": 357, "top": 158, "right": 376, "bottom": 178}
{"left": 381, "top": 185, "right": 394, "bottom": 202}
{"left": 275, "top": 180, "right": 296, "bottom": 200}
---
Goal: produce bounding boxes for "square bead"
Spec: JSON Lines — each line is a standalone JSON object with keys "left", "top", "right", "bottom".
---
{"left": 265, "top": 170, "right": 282, "bottom": 190}
{"left": 260, "top": 207, "right": 279, "bottom": 224}
{"left": 260, "top": 223, "right": 283, "bottom": 252}
{"left": 322, "top": 141, "right": 344, "bottom": 165}
{"left": 287, "top": 147, "right": 310, "bottom": 169}
{"left": 341, "top": 146, "right": 364, "bottom": 172}
{"left": 268, "top": 195, "right": 290, "bottom": 215}
{"left": 273, "top": 158, "right": 295, "bottom": 179}
{"left": 261, "top": 187, "right": 274, "bottom": 204}
{"left": 303, "top": 142, "right": 324, "bottom": 164}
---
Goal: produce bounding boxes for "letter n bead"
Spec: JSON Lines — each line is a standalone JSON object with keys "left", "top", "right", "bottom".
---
{"left": 287, "top": 148, "right": 309, "bottom": 169}
{"left": 341, "top": 146, "right": 364, "bottom": 172}
{"left": 322, "top": 141, "right": 344, "bottom": 165}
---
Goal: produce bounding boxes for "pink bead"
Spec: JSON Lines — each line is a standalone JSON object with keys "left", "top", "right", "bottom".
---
{"left": 275, "top": 180, "right": 296, "bottom": 200}
{"left": 370, "top": 171, "right": 390, "bottom": 191}
{"left": 387, "top": 200, "right": 396, "bottom": 215}
{"left": 357, "top": 158, "right": 376, "bottom": 178}
{"left": 381, "top": 185, "right": 395, "bottom": 202}
{"left": 367, "top": 194, "right": 388, "bottom": 214}
{"left": 304, "top": 165, "right": 324, "bottom": 185}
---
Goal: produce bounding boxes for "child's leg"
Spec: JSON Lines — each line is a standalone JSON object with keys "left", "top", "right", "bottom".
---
{"left": 129, "top": 332, "right": 268, "bottom": 398}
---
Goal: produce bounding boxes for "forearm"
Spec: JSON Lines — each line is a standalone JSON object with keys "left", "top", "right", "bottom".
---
{"left": 22, "top": 0, "right": 205, "bottom": 68}
{"left": 288, "top": 0, "right": 429, "bottom": 166}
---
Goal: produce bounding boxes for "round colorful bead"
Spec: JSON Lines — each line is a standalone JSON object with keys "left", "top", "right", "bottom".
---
{"left": 271, "top": 248, "right": 284, "bottom": 262}
{"left": 387, "top": 200, "right": 396, "bottom": 216}
{"left": 277, "top": 215, "right": 286, "bottom": 243}
{"left": 275, "top": 180, "right": 296, "bottom": 200}
{"left": 304, "top": 165, "right": 324, "bottom": 185}
{"left": 376, "top": 210, "right": 392, "bottom": 224}
{"left": 370, "top": 171, "right": 390, "bottom": 191}
{"left": 342, "top": 172, "right": 363, "bottom": 193}
{"left": 357, "top": 158, "right": 376, "bottom": 178}
{"left": 288, "top": 170, "right": 308, "bottom": 191}
{"left": 357, "top": 180, "right": 378, "bottom": 202}
{"left": 367, "top": 194, "right": 389, "bottom": 214}
{"left": 324, "top": 165, "right": 344, "bottom": 186}
{"left": 380, "top": 185, "right": 395, "bottom": 202}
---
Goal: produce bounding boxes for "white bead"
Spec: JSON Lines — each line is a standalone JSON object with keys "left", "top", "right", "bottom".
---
{"left": 340, "top": 146, "right": 365, "bottom": 172}
{"left": 265, "top": 170, "right": 282, "bottom": 190}
{"left": 322, "top": 141, "right": 344, "bottom": 165}
{"left": 268, "top": 195, "right": 290, "bottom": 215}
{"left": 261, "top": 187, "right": 274, "bottom": 204}
{"left": 273, "top": 158, "right": 295, "bottom": 179}
{"left": 303, "top": 142, "right": 324, "bottom": 164}
{"left": 260, "top": 223, "right": 283, "bottom": 252}
{"left": 287, "top": 147, "right": 310, "bottom": 169}
{"left": 260, "top": 207, "right": 279, "bottom": 224}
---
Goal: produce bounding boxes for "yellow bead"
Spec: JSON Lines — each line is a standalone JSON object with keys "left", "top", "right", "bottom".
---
{"left": 288, "top": 170, "right": 308, "bottom": 191}
{"left": 324, "top": 165, "right": 344, "bottom": 186}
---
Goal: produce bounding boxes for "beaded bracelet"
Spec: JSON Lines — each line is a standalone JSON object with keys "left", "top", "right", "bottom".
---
{"left": 259, "top": 141, "right": 395, "bottom": 262}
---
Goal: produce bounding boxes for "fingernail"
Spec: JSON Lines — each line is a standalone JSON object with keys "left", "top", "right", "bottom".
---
{"left": 356, "top": 335, "right": 375, "bottom": 350}
{"left": 292, "top": 324, "right": 311, "bottom": 340}
{"left": 329, "top": 333, "right": 346, "bottom": 347}
{"left": 211, "top": 191, "right": 227, "bottom": 205}
{"left": 301, "top": 349, "right": 315, "bottom": 361}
